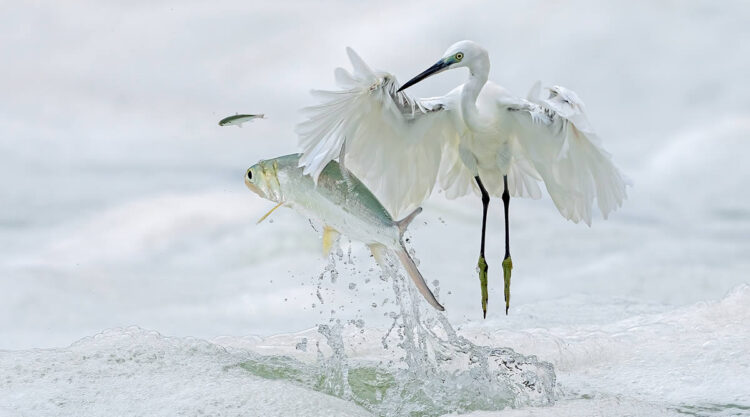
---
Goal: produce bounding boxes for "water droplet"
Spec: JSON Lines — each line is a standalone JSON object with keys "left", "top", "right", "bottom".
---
{"left": 330, "top": 269, "right": 338, "bottom": 284}
{"left": 295, "top": 338, "right": 308, "bottom": 351}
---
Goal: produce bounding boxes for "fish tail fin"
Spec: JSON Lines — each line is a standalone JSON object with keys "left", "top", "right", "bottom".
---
{"left": 394, "top": 242, "right": 444, "bottom": 311}
{"left": 395, "top": 207, "right": 422, "bottom": 236}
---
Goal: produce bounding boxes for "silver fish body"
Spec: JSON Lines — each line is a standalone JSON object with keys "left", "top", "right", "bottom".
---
{"left": 245, "top": 153, "right": 444, "bottom": 311}
{"left": 218, "top": 114, "right": 265, "bottom": 127}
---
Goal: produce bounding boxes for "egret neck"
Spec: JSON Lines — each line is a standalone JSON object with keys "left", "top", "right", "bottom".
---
{"left": 460, "top": 52, "right": 489, "bottom": 130}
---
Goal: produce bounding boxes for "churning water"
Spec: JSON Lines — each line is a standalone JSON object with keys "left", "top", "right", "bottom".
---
{"left": 237, "top": 255, "right": 555, "bottom": 416}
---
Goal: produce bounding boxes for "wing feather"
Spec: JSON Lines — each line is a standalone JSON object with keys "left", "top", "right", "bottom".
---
{"left": 502, "top": 84, "right": 629, "bottom": 225}
{"left": 296, "top": 48, "right": 459, "bottom": 217}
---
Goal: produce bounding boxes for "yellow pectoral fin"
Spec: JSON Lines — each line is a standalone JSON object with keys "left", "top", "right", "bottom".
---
{"left": 322, "top": 226, "right": 340, "bottom": 256}
{"left": 368, "top": 243, "right": 387, "bottom": 267}
{"left": 257, "top": 201, "right": 284, "bottom": 224}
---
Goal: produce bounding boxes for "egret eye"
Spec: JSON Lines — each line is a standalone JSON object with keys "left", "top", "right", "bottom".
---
{"left": 455, "top": 52, "right": 464, "bottom": 61}
{"left": 246, "top": 169, "right": 253, "bottom": 180}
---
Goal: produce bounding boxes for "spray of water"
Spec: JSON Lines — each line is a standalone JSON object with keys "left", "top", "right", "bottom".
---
{"left": 237, "top": 249, "right": 556, "bottom": 416}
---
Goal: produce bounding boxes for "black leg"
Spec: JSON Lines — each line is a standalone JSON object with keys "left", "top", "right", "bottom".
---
{"left": 475, "top": 176, "right": 490, "bottom": 318}
{"left": 501, "top": 175, "right": 513, "bottom": 315}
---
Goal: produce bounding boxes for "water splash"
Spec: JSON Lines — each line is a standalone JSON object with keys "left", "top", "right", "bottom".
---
{"left": 237, "top": 252, "right": 556, "bottom": 416}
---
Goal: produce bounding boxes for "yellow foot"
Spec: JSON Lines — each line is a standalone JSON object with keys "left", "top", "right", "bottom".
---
{"left": 502, "top": 256, "right": 513, "bottom": 315}
{"left": 478, "top": 255, "right": 488, "bottom": 319}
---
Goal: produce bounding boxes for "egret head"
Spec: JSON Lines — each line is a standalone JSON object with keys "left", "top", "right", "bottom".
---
{"left": 398, "top": 40, "right": 489, "bottom": 92}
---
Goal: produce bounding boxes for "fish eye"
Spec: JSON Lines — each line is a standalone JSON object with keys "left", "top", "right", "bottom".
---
{"left": 455, "top": 52, "right": 464, "bottom": 61}
{"left": 246, "top": 169, "right": 253, "bottom": 180}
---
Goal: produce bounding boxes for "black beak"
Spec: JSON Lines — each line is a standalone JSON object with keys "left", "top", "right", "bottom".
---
{"left": 397, "top": 60, "right": 450, "bottom": 92}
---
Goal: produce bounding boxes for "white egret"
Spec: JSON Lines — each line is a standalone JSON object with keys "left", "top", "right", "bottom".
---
{"left": 296, "top": 41, "right": 628, "bottom": 317}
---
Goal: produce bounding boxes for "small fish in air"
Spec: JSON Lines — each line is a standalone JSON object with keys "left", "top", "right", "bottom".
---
{"left": 244, "top": 153, "right": 444, "bottom": 311}
{"left": 218, "top": 114, "right": 265, "bottom": 127}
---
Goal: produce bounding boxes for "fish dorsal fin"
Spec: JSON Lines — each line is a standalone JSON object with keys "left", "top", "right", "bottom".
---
{"left": 338, "top": 139, "right": 355, "bottom": 192}
{"left": 322, "top": 226, "right": 340, "bottom": 256}
{"left": 395, "top": 207, "right": 422, "bottom": 236}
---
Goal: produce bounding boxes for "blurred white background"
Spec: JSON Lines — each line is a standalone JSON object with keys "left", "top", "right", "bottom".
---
{"left": 1, "top": 0, "right": 749, "bottom": 350}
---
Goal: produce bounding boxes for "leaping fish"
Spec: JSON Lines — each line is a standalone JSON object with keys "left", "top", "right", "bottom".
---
{"left": 244, "top": 153, "right": 444, "bottom": 311}
{"left": 218, "top": 114, "right": 265, "bottom": 127}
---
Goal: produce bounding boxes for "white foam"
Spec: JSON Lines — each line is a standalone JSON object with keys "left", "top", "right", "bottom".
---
{"left": 0, "top": 327, "right": 372, "bottom": 417}
{"left": 2, "top": 287, "right": 747, "bottom": 416}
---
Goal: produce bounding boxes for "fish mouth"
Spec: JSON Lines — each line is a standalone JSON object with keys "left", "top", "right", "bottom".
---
{"left": 245, "top": 176, "right": 267, "bottom": 199}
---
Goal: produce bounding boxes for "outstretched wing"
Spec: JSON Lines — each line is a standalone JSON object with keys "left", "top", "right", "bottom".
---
{"left": 296, "top": 47, "right": 459, "bottom": 217}
{"left": 501, "top": 83, "right": 629, "bottom": 225}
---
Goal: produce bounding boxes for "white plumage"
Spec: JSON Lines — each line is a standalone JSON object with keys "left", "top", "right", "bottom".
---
{"left": 296, "top": 48, "right": 452, "bottom": 217}
{"left": 296, "top": 41, "right": 628, "bottom": 225}
{"left": 296, "top": 40, "right": 629, "bottom": 316}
